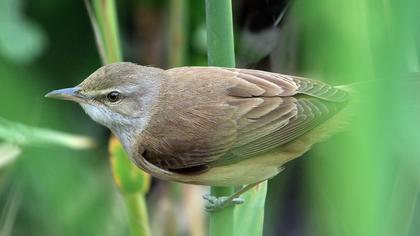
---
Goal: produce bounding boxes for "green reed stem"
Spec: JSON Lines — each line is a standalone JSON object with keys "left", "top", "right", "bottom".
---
{"left": 205, "top": 1, "right": 236, "bottom": 235}
{"left": 205, "top": 0, "right": 235, "bottom": 67}
{"left": 123, "top": 194, "right": 151, "bottom": 236}
{"left": 91, "top": 0, "right": 122, "bottom": 63}
{"left": 168, "top": 0, "right": 187, "bottom": 67}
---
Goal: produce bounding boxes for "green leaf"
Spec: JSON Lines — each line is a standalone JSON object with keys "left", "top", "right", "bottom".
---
{"left": 0, "top": 117, "right": 95, "bottom": 149}
{"left": 109, "top": 137, "right": 150, "bottom": 195}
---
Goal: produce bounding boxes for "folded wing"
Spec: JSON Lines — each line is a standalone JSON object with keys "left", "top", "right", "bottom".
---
{"left": 140, "top": 67, "right": 348, "bottom": 172}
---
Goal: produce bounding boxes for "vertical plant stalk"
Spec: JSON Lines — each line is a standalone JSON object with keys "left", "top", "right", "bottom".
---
{"left": 205, "top": 2, "right": 268, "bottom": 236}
{"left": 86, "top": 1, "right": 151, "bottom": 235}
{"left": 91, "top": 0, "right": 122, "bottom": 63}
{"left": 205, "top": 1, "right": 235, "bottom": 236}
{"left": 124, "top": 194, "right": 151, "bottom": 236}
{"left": 168, "top": 0, "right": 187, "bottom": 68}
{"left": 110, "top": 137, "right": 151, "bottom": 236}
{"left": 205, "top": 0, "right": 235, "bottom": 67}
{"left": 384, "top": 16, "right": 420, "bottom": 235}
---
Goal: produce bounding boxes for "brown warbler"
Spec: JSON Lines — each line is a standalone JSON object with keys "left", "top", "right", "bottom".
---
{"left": 46, "top": 62, "right": 351, "bottom": 210}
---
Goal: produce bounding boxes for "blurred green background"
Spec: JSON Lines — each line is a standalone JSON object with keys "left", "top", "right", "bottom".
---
{"left": 1, "top": 0, "right": 419, "bottom": 235}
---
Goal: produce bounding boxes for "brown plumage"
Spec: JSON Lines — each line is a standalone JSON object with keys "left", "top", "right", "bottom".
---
{"left": 46, "top": 62, "right": 351, "bottom": 186}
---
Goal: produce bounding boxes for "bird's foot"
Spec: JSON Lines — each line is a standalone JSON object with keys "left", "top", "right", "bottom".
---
{"left": 203, "top": 194, "right": 245, "bottom": 212}
{"left": 202, "top": 180, "right": 267, "bottom": 211}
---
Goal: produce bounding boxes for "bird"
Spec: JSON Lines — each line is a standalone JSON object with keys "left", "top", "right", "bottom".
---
{"left": 46, "top": 62, "right": 351, "bottom": 210}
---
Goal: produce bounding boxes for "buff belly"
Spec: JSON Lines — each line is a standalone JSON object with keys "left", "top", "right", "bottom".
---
{"left": 141, "top": 141, "right": 311, "bottom": 186}
{"left": 174, "top": 150, "right": 301, "bottom": 186}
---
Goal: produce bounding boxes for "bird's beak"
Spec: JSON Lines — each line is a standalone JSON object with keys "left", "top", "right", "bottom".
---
{"left": 45, "top": 87, "right": 87, "bottom": 103}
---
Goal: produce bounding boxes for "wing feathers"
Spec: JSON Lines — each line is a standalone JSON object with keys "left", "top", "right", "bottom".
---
{"left": 232, "top": 70, "right": 285, "bottom": 96}
{"left": 292, "top": 76, "right": 348, "bottom": 102}
{"left": 226, "top": 80, "right": 265, "bottom": 97}
{"left": 140, "top": 67, "right": 349, "bottom": 172}
{"left": 223, "top": 98, "right": 341, "bottom": 161}
{"left": 246, "top": 97, "right": 285, "bottom": 119}
{"left": 231, "top": 68, "right": 298, "bottom": 95}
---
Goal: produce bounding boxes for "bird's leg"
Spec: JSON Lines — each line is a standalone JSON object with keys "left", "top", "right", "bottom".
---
{"left": 203, "top": 181, "right": 264, "bottom": 212}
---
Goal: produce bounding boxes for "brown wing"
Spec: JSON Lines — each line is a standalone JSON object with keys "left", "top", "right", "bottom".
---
{"left": 219, "top": 97, "right": 344, "bottom": 165}
{"left": 139, "top": 67, "right": 348, "bottom": 172}
{"left": 210, "top": 69, "right": 347, "bottom": 166}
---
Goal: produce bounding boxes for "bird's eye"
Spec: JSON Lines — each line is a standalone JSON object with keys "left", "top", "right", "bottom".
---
{"left": 107, "top": 91, "right": 121, "bottom": 103}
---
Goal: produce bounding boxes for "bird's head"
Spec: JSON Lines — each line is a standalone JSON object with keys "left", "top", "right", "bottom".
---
{"left": 45, "top": 62, "right": 163, "bottom": 135}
